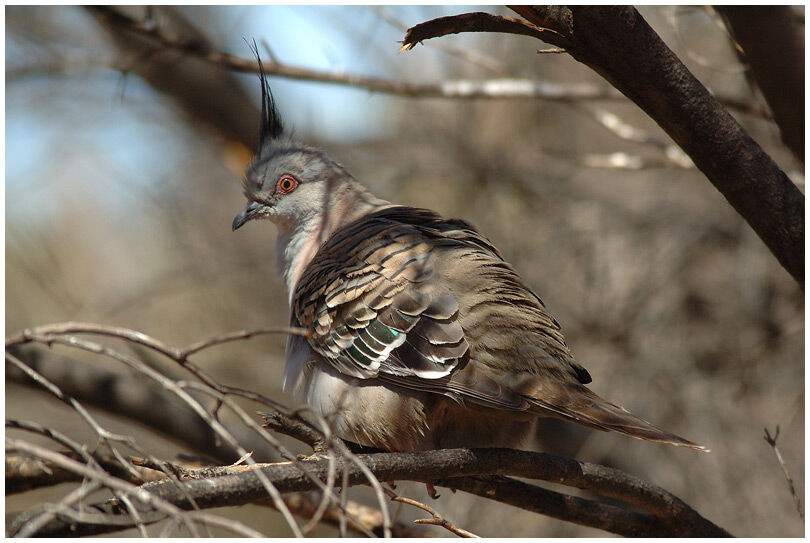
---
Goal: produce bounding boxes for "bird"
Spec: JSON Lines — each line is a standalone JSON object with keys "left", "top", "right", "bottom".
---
{"left": 232, "top": 55, "right": 706, "bottom": 454}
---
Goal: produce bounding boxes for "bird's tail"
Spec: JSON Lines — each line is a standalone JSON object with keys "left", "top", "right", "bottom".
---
{"left": 525, "top": 383, "right": 708, "bottom": 451}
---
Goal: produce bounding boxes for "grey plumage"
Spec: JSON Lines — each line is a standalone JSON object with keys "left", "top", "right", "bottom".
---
{"left": 233, "top": 66, "right": 706, "bottom": 453}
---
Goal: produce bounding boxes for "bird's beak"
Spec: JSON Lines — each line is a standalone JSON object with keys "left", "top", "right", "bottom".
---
{"left": 232, "top": 201, "right": 265, "bottom": 231}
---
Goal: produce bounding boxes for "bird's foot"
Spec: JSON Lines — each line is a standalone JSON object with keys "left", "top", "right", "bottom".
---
{"left": 425, "top": 482, "right": 440, "bottom": 499}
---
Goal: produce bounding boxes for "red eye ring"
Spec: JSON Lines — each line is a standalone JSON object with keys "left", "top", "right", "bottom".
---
{"left": 276, "top": 174, "right": 298, "bottom": 194}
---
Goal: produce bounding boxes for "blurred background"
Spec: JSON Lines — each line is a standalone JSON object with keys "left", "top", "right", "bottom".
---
{"left": 5, "top": 5, "right": 804, "bottom": 537}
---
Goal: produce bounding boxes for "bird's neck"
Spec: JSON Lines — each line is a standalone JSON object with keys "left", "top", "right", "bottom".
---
{"left": 275, "top": 183, "right": 390, "bottom": 302}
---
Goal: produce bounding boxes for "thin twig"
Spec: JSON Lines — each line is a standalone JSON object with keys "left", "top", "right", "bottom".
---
{"left": 9, "top": 327, "right": 383, "bottom": 536}
{"left": 764, "top": 426, "right": 804, "bottom": 519}
{"left": 6, "top": 352, "right": 209, "bottom": 533}
{"left": 387, "top": 488, "right": 480, "bottom": 537}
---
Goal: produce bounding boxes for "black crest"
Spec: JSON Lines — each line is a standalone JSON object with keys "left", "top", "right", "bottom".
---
{"left": 248, "top": 39, "right": 284, "bottom": 150}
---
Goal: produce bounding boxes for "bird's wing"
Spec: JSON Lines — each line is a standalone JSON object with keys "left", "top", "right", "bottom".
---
{"left": 293, "top": 207, "right": 470, "bottom": 381}
{"left": 293, "top": 205, "right": 587, "bottom": 386}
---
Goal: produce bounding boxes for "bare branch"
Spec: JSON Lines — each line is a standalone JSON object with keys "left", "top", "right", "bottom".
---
{"left": 7, "top": 439, "right": 252, "bottom": 537}
{"left": 764, "top": 426, "right": 804, "bottom": 519}
{"left": 7, "top": 334, "right": 305, "bottom": 537}
{"left": 10, "top": 446, "right": 730, "bottom": 537}
{"left": 8, "top": 328, "right": 389, "bottom": 537}
{"left": 373, "top": 6, "right": 510, "bottom": 75}
{"left": 6, "top": 454, "right": 87, "bottom": 494}
{"left": 388, "top": 490, "right": 480, "bottom": 537}
{"left": 260, "top": 411, "right": 326, "bottom": 452}
{"left": 503, "top": 6, "right": 803, "bottom": 287}
{"left": 400, "top": 11, "right": 570, "bottom": 52}
{"left": 6, "top": 347, "right": 266, "bottom": 462}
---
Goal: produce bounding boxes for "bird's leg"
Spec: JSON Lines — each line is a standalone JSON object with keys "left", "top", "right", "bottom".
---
{"left": 385, "top": 448, "right": 401, "bottom": 490}
{"left": 388, "top": 447, "right": 438, "bottom": 498}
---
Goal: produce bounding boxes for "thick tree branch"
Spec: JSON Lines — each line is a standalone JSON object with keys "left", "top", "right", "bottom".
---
{"left": 404, "top": 6, "right": 804, "bottom": 287}
{"left": 512, "top": 6, "right": 803, "bottom": 287}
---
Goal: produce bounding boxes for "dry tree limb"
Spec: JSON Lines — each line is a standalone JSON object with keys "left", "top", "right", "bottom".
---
{"left": 399, "top": 11, "right": 568, "bottom": 52}
{"left": 83, "top": 6, "right": 600, "bottom": 102}
{"left": 5, "top": 346, "right": 272, "bottom": 462}
{"left": 6, "top": 439, "right": 264, "bottom": 538}
{"left": 5, "top": 451, "right": 420, "bottom": 538}
{"left": 7, "top": 336, "right": 307, "bottom": 537}
{"left": 6, "top": 454, "right": 87, "bottom": 494}
{"left": 373, "top": 6, "right": 510, "bottom": 75}
{"left": 386, "top": 490, "right": 479, "bottom": 538}
{"left": 260, "top": 411, "right": 326, "bottom": 452}
{"left": 512, "top": 6, "right": 804, "bottom": 288}
{"left": 8, "top": 444, "right": 731, "bottom": 537}
{"left": 402, "top": 5, "right": 803, "bottom": 288}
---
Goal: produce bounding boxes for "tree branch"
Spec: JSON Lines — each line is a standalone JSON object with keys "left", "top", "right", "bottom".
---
{"left": 403, "top": 6, "right": 803, "bottom": 287}
{"left": 9, "top": 445, "right": 730, "bottom": 538}
{"left": 502, "top": 6, "right": 803, "bottom": 287}
{"left": 400, "top": 11, "right": 570, "bottom": 52}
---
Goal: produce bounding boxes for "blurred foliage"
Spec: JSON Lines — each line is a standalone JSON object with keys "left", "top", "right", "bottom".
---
{"left": 5, "top": 5, "right": 804, "bottom": 537}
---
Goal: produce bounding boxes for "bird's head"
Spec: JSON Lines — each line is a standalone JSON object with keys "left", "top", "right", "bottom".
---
{"left": 232, "top": 46, "right": 383, "bottom": 235}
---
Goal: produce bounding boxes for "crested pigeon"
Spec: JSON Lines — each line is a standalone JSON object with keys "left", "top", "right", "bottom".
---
{"left": 232, "top": 59, "right": 705, "bottom": 453}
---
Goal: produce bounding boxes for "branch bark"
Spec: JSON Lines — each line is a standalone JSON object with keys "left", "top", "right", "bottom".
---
{"left": 404, "top": 6, "right": 805, "bottom": 288}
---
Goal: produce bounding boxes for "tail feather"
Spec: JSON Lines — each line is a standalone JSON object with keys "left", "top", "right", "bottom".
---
{"left": 434, "top": 361, "right": 708, "bottom": 450}
{"left": 527, "top": 386, "right": 708, "bottom": 451}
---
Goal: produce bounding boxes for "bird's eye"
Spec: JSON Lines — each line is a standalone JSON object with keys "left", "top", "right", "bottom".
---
{"left": 276, "top": 174, "right": 298, "bottom": 194}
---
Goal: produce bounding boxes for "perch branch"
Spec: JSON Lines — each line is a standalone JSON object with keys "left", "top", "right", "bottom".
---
{"left": 7, "top": 324, "right": 730, "bottom": 537}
